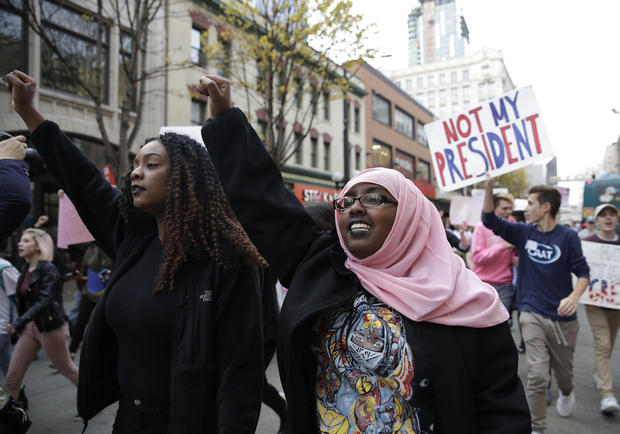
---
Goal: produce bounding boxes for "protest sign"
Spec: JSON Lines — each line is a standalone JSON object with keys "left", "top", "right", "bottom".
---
{"left": 448, "top": 196, "right": 484, "bottom": 226}
{"left": 426, "top": 86, "right": 553, "bottom": 191}
{"left": 159, "top": 126, "right": 204, "bottom": 146}
{"left": 57, "top": 193, "right": 94, "bottom": 248}
{"left": 579, "top": 241, "right": 620, "bottom": 309}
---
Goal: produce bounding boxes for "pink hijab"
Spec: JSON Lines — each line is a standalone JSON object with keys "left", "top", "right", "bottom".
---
{"left": 335, "top": 168, "right": 508, "bottom": 328}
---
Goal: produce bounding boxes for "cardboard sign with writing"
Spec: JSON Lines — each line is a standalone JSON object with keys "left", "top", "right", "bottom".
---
{"left": 448, "top": 196, "right": 484, "bottom": 226}
{"left": 579, "top": 241, "right": 620, "bottom": 310}
{"left": 57, "top": 194, "right": 94, "bottom": 248}
{"left": 159, "top": 126, "right": 204, "bottom": 146}
{"left": 426, "top": 86, "right": 553, "bottom": 191}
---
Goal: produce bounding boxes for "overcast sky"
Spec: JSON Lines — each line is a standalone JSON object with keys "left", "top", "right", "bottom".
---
{"left": 352, "top": 0, "right": 620, "bottom": 178}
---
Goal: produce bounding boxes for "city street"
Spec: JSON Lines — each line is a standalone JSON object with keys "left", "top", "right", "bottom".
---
{"left": 6, "top": 286, "right": 620, "bottom": 434}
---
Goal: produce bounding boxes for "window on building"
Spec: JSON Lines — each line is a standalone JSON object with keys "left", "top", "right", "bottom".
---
{"left": 40, "top": 0, "right": 110, "bottom": 101}
{"left": 372, "top": 92, "right": 391, "bottom": 126}
{"left": 354, "top": 106, "right": 360, "bottom": 133}
{"left": 462, "top": 69, "right": 469, "bottom": 81}
{"left": 439, "top": 73, "right": 445, "bottom": 85}
{"left": 427, "top": 90, "right": 435, "bottom": 103}
{"left": 487, "top": 80, "right": 495, "bottom": 99}
{"left": 416, "top": 77, "right": 423, "bottom": 88}
{"left": 427, "top": 75, "right": 434, "bottom": 86}
{"left": 355, "top": 150, "right": 361, "bottom": 171}
{"left": 294, "top": 79, "right": 303, "bottom": 109}
{"left": 323, "top": 140, "right": 330, "bottom": 170}
{"left": 395, "top": 81, "right": 401, "bottom": 88}
{"left": 406, "top": 79, "right": 412, "bottom": 91}
{"left": 416, "top": 159, "right": 431, "bottom": 183}
{"left": 310, "top": 137, "right": 318, "bottom": 167}
{"left": 190, "top": 27, "right": 206, "bottom": 66}
{"left": 310, "top": 85, "right": 318, "bottom": 115}
{"left": 190, "top": 99, "right": 206, "bottom": 126}
{"left": 439, "top": 88, "right": 447, "bottom": 106}
{"left": 416, "top": 92, "right": 424, "bottom": 101}
{"left": 417, "top": 121, "right": 428, "bottom": 146}
{"left": 478, "top": 82, "right": 486, "bottom": 101}
{"left": 371, "top": 141, "right": 392, "bottom": 168}
{"left": 450, "top": 71, "right": 457, "bottom": 83}
{"left": 451, "top": 87, "right": 458, "bottom": 100}
{"left": 463, "top": 85, "right": 470, "bottom": 103}
{"left": 0, "top": 0, "right": 27, "bottom": 74}
{"left": 216, "top": 38, "right": 231, "bottom": 77}
{"left": 394, "top": 107, "right": 414, "bottom": 139}
{"left": 294, "top": 134, "right": 303, "bottom": 164}
{"left": 481, "top": 64, "right": 490, "bottom": 75}
{"left": 323, "top": 93, "right": 330, "bottom": 120}
{"left": 118, "top": 31, "right": 136, "bottom": 110}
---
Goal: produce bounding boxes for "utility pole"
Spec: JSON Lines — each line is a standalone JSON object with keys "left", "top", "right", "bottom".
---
{"left": 343, "top": 69, "right": 351, "bottom": 182}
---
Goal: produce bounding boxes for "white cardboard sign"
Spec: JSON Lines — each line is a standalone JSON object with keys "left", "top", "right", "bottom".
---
{"left": 426, "top": 86, "right": 554, "bottom": 192}
{"left": 579, "top": 241, "right": 620, "bottom": 310}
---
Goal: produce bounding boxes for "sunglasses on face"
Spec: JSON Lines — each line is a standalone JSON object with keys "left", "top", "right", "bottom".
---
{"left": 333, "top": 192, "right": 398, "bottom": 211}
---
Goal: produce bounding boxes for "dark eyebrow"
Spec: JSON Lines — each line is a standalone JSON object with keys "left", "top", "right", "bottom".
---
{"left": 345, "top": 186, "right": 385, "bottom": 197}
{"left": 134, "top": 152, "right": 163, "bottom": 165}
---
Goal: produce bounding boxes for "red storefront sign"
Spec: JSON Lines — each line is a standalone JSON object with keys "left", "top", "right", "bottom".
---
{"left": 293, "top": 183, "right": 340, "bottom": 203}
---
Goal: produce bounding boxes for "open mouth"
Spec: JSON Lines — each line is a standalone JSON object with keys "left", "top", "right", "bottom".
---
{"left": 131, "top": 185, "right": 146, "bottom": 195}
{"left": 349, "top": 221, "right": 371, "bottom": 235}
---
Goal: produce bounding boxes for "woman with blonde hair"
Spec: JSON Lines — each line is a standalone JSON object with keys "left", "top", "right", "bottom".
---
{"left": 3, "top": 228, "right": 78, "bottom": 400}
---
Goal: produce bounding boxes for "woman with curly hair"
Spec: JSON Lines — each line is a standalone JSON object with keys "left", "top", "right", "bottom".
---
{"left": 4, "top": 228, "right": 78, "bottom": 400}
{"left": 5, "top": 70, "right": 266, "bottom": 433}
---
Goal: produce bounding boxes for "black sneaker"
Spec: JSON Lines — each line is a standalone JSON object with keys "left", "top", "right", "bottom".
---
{"left": 17, "top": 385, "right": 28, "bottom": 411}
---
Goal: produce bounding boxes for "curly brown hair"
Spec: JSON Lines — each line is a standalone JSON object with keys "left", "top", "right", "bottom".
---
{"left": 118, "top": 132, "right": 266, "bottom": 292}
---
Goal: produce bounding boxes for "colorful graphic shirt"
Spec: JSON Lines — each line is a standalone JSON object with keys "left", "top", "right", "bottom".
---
{"left": 312, "top": 292, "right": 423, "bottom": 433}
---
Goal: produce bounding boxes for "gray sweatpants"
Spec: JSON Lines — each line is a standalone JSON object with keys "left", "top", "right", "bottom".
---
{"left": 519, "top": 311, "right": 579, "bottom": 433}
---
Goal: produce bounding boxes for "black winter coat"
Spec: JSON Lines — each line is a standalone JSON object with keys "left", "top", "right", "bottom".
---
{"left": 31, "top": 121, "right": 264, "bottom": 434}
{"left": 203, "top": 108, "right": 531, "bottom": 434}
{"left": 13, "top": 261, "right": 65, "bottom": 333}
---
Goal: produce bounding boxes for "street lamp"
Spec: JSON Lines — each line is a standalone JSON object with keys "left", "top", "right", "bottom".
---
{"left": 331, "top": 171, "right": 344, "bottom": 190}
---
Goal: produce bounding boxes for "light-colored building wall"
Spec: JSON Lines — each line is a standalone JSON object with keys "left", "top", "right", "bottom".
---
{"left": 165, "top": 0, "right": 366, "bottom": 196}
{"left": 391, "top": 47, "right": 514, "bottom": 121}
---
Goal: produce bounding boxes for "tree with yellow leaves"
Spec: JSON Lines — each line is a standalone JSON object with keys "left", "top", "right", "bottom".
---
{"left": 203, "top": 0, "right": 374, "bottom": 168}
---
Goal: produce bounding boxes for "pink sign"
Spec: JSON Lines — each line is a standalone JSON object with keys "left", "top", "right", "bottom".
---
{"left": 57, "top": 194, "right": 94, "bottom": 248}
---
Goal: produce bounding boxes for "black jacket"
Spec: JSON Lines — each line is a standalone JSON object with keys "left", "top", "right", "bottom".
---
{"left": 0, "top": 159, "right": 31, "bottom": 243}
{"left": 203, "top": 108, "right": 531, "bottom": 434}
{"left": 13, "top": 261, "right": 65, "bottom": 333}
{"left": 31, "top": 121, "right": 264, "bottom": 434}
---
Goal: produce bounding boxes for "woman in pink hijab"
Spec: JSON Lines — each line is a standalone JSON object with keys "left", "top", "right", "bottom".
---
{"left": 199, "top": 75, "right": 530, "bottom": 434}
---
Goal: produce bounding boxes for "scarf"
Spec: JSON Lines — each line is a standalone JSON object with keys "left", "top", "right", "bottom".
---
{"left": 335, "top": 168, "right": 508, "bottom": 328}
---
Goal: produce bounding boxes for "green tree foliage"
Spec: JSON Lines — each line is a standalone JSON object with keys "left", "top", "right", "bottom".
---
{"left": 496, "top": 168, "right": 530, "bottom": 198}
{"left": 204, "top": 0, "right": 374, "bottom": 168}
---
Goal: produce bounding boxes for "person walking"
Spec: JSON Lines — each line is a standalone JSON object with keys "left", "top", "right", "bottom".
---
{"left": 582, "top": 203, "right": 620, "bottom": 415}
{"left": 6, "top": 69, "right": 266, "bottom": 434}
{"left": 471, "top": 192, "right": 516, "bottom": 314}
{"left": 3, "top": 229, "right": 78, "bottom": 400}
{"left": 482, "top": 177, "right": 590, "bottom": 434}
{"left": 0, "top": 257, "right": 19, "bottom": 376}
{"left": 199, "top": 74, "right": 531, "bottom": 433}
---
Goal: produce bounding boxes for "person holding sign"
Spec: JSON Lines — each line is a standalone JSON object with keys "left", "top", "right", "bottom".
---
{"left": 471, "top": 193, "right": 516, "bottom": 313}
{"left": 199, "top": 74, "right": 531, "bottom": 434}
{"left": 582, "top": 204, "right": 620, "bottom": 415}
{"left": 482, "top": 178, "right": 590, "bottom": 434}
{"left": 5, "top": 70, "right": 266, "bottom": 433}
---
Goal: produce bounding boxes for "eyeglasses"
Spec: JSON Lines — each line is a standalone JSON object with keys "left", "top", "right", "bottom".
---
{"left": 333, "top": 192, "right": 398, "bottom": 211}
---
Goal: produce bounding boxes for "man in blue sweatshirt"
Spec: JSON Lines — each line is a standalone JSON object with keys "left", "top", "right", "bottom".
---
{"left": 482, "top": 177, "right": 590, "bottom": 434}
